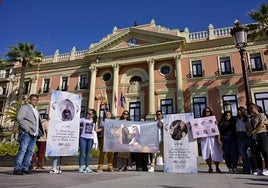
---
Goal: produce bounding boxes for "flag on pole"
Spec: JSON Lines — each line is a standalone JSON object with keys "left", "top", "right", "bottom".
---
{"left": 104, "top": 90, "right": 109, "bottom": 111}
{"left": 120, "top": 91, "right": 125, "bottom": 108}
{"left": 114, "top": 91, "right": 117, "bottom": 109}
{"left": 100, "top": 90, "right": 104, "bottom": 109}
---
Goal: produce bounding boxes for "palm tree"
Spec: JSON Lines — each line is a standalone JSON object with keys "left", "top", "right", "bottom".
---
{"left": 6, "top": 42, "right": 42, "bottom": 101}
{"left": 248, "top": 3, "right": 268, "bottom": 38}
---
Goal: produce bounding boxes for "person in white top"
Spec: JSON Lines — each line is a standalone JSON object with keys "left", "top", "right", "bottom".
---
{"left": 200, "top": 107, "right": 223, "bottom": 173}
{"left": 78, "top": 108, "right": 97, "bottom": 173}
{"left": 148, "top": 110, "right": 164, "bottom": 172}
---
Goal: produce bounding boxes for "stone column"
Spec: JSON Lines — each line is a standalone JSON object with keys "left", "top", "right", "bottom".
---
{"left": 147, "top": 59, "right": 155, "bottom": 115}
{"left": 175, "top": 55, "right": 184, "bottom": 113}
{"left": 112, "top": 63, "right": 119, "bottom": 117}
{"left": 88, "top": 65, "right": 97, "bottom": 109}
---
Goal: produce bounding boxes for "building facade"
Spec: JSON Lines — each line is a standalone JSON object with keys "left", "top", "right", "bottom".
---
{"left": 6, "top": 19, "right": 268, "bottom": 125}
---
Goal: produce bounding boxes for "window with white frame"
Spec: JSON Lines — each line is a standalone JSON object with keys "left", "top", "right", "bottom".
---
{"left": 222, "top": 95, "right": 238, "bottom": 116}
{"left": 161, "top": 99, "right": 173, "bottom": 114}
{"left": 62, "top": 77, "right": 68, "bottom": 91}
{"left": 220, "top": 57, "right": 232, "bottom": 74}
{"left": 193, "top": 97, "right": 207, "bottom": 118}
{"left": 250, "top": 53, "right": 263, "bottom": 71}
{"left": 191, "top": 60, "right": 203, "bottom": 77}
{"left": 43, "top": 79, "right": 50, "bottom": 93}
{"left": 254, "top": 92, "right": 268, "bottom": 115}
{"left": 129, "top": 102, "right": 141, "bottom": 121}
{"left": 80, "top": 74, "right": 88, "bottom": 89}
{"left": 23, "top": 81, "right": 30, "bottom": 95}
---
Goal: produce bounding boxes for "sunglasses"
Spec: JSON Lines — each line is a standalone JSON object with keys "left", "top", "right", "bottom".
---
{"left": 123, "top": 113, "right": 129, "bottom": 115}
{"left": 156, "top": 114, "right": 162, "bottom": 116}
{"left": 205, "top": 110, "right": 210, "bottom": 112}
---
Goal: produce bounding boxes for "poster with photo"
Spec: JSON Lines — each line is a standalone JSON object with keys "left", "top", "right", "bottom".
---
{"left": 104, "top": 119, "right": 159, "bottom": 153}
{"left": 164, "top": 113, "right": 197, "bottom": 173}
{"left": 189, "top": 116, "right": 219, "bottom": 139}
{"left": 46, "top": 91, "right": 82, "bottom": 156}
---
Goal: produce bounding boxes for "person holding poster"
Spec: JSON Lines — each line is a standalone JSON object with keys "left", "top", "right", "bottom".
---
{"left": 113, "top": 110, "right": 131, "bottom": 171}
{"left": 95, "top": 111, "right": 114, "bottom": 172}
{"left": 148, "top": 110, "right": 164, "bottom": 172}
{"left": 200, "top": 107, "right": 223, "bottom": 173}
{"left": 78, "top": 109, "right": 97, "bottom": 173}
{"left": 219, "top": 111, "right": 238, "bottom": 173}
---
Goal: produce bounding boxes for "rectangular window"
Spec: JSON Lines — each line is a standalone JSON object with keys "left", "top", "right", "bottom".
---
{"left": 255, "top": 92, "right": 268, "bottom": 115}
{"left": 80, "top": 74, "right": 88, "bottom": 89}
{"left": 161, "top": 99, "right": 173, "bottom": 114}
{"left": 250, "top": 53, "right": 263, "bottom": 71}
{"left": 62, "top": 77, "right": 68, "bottom": 91}
{"left": 222, "top": 95, "right": 238, "bottom": 116}
{"left": 220, "top": 57, "right": 232, "bottom": 74}
{"left": 43, "top": 79, "right": 50, "bottom": 93}
{"left": 193, "top": 97, "right": 207, "bottom": 118}
{"left": 192, "top": 60, "right": 203, "bottom": 77}
{"left": 99, "top": 103, "right": 110, "bottom": 121}
{"left": 23, "top": 81, "right": 30, "bottom": 95}
{"left": 80, "top": 106, "right": 86, "bottom": 118}
{"left": 39, "top": 109, "right": 47, "bottom": 119}
{"left": 129, "top": 102, "right": 140, "bottom": 121}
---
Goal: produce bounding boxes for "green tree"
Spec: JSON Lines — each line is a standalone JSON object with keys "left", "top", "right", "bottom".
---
{"left": 6, "top": 42, "right": 42, "bottom": 101}
{"left": 248, "top": 3, "right": 268, "bottom": 38}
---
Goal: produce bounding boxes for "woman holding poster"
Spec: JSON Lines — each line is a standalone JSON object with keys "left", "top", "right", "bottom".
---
{"left": 78, "top": 109, "right": 97, "bottom": 173}
{"left": 200, "top": 107, "right": 223, "bottom": 173}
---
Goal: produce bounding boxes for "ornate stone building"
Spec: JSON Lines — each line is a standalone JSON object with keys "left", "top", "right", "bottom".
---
{"left": 6, "top": 19, "right": 268, "bottom": 123}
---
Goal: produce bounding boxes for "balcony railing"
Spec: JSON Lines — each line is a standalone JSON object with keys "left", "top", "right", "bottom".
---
{"left": 249, "top": 63, "right": 267, "bottom": 72}
{"left": 187, "top": 70, "right": 205, "bottom": 78}
{"left": 217, "top": 67, "right": 235, "bottom": 76}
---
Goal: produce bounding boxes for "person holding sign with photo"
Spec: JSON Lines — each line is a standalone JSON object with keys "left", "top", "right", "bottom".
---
{"left": 219, "top": 111, "right": 238, "bottom": 173}
{"left": 200, "top": 107, "right": 223, "bottom": 173}
{"left": 148, "top": 110, "right": 164, "bottom": 172}
{"left": 95, "top": 111, "right": 114, "bottom": 172}
{"left": 78, "top": 109, "right": 97, "bottom": 173}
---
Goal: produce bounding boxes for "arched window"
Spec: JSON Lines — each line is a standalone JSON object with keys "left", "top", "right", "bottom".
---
{"left": 129, "top": 76, "right": 142, "bottom": 83}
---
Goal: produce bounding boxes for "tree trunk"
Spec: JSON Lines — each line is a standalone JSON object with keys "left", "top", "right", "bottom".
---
{"left": 18, "top": 61, "right": 27, "bottom": 101}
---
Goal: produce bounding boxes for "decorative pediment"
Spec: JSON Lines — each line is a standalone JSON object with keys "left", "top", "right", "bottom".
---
{"left": 84, "top": 24, "right": 185, "bottom": 60}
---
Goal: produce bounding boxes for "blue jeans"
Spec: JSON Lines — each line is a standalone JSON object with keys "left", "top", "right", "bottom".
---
{"left": 222, "top": 135, "right": 238, "bottom": 169}
{"left": 14, "top": 132, "right": 37, "bottom": 171}
{"left": 79, "top": 137, "right": 93, "bottom": 167}
{"left": 237, "top": 132, "right": 251, "bottom": 173}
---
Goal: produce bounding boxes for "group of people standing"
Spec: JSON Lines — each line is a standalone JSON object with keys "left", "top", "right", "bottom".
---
{"left": 12, "top": 93, "right": 268, "bottom": 176}
{"left": 201, "top": 104, "right": 268, "bottom": 176}
{"left": 12, "top": 94, "right": 163, "bottom": 175}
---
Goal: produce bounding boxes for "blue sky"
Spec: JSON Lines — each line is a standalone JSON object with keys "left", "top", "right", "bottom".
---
{"left": 0, "top": 0, "right": 266, "bottom": 57}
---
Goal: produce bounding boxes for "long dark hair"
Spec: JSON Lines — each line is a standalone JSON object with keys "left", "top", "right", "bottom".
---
{"left": 120, "top": 110, "right": 130, "bottom": 120}
{"left": 202, "top": 107, "right": 214, "bottom": 117}
{"left": 89, "top": 109, "right": 98, "bottom": 123}
{"left": 238, "top": 106, "right": 248, "bottom": 123}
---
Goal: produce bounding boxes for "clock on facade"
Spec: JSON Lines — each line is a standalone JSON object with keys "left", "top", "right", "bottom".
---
{"left": 127, "top": 38, "right": 137, "bottom": 46}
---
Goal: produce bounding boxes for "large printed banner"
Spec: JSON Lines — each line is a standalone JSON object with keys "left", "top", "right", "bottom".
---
{"left": 104, "top": 119, "right": 159, "bottom": 153}
{"left": 164, "top": 113, "right": 197, "bottom": 173}
{"left": 46, "top": 91, "right": 82, "bottom": 156}
{"left": 189, "top": 116, "right": 219, "bottom": 139}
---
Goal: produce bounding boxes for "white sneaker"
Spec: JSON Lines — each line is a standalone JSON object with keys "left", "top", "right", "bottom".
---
{"left": 262, "top": 169, "right": 268, "bottom": 176}
{"left": 253, "top": 169, "right": 263, "bottom": 176}
{"left": 148, "top": 167, "right": 155, "bottom": 172}
{"left": 49, "top": 169, "right": 62, "bottom": 174}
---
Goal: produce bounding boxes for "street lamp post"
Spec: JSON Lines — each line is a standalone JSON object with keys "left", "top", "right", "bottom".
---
{"left": 230, "top": 21, "right": 252, "bottom": 107}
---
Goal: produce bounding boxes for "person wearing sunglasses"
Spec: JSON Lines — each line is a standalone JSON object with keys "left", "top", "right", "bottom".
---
{"left": 78, "top": 109, "right": 98, "bottom": 173}
{"left": 148, "top": 110, "right": 164, "bottom": 172}
{"left": 200, "top": 107, "right": 223, "bottom": 173}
